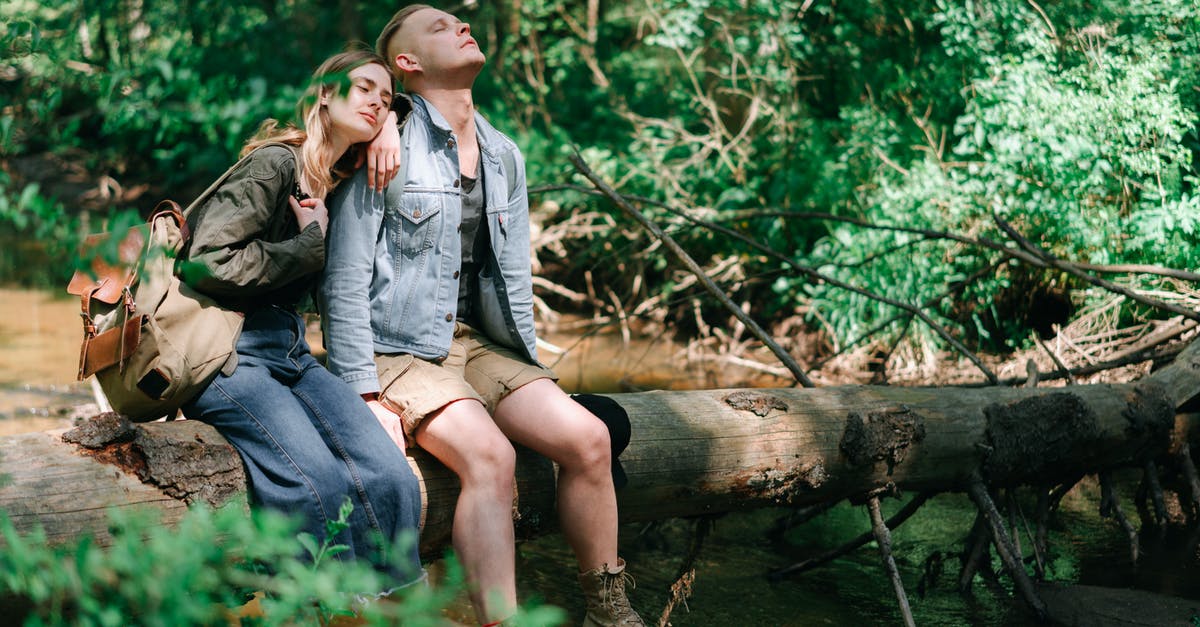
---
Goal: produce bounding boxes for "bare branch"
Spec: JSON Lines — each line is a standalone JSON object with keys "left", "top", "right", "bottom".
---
{"left": 868, "top": 495, "right": 917, "bottom": 627}
{"left": 993, "top": 213, "right": 1200, "bottom": 322}
{"left": 569, "top": 151, "right": 816, "bottom": 387}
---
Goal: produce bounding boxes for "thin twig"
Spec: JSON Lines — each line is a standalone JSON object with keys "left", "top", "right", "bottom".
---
{"left": 568, "top": 151, "right": 815, "bottom": 387}
{"left": 657, "top": 569, "right": 694, "bottom": 627}
{"left": 1034, "top": 334, "right": 1078, "bottom": 384}
{"left": 812, "top": 262, "right": 1002, "bottom": 371}
{"left": 1006, "top": 490, "right": 1023, "bottom": 563}
{"left": 658, "top": 515, "right": 717, "bottom": 627}
{"left": 1010, "top": 491, "right": 1045, "bottom": 579}
{"left": 767, "top": 500, "right": 841, "bottom": 540}
{"left": 961, "top": 342, "right": 1185, "bottom": 388}
{"left": 868, "top": 496, "right": 917, "bottom": 627}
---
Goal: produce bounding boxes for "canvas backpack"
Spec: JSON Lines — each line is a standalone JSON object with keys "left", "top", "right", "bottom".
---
{"left": 67, "top": 142, "right": 299, "bottom": 421}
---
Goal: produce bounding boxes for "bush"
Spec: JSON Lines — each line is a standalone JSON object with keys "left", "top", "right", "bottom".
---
{"left": 0, "top": 499, "right": 566, "bottom": 626}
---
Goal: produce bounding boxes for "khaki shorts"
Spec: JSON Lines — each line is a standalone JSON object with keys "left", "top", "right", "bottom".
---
{"left": 375, "top": 322, "right": 557, "bottom": 436}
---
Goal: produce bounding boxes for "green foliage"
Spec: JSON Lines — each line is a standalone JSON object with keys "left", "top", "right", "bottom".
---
{"left": 0, "top": 173, "right": 83, "bottom": 286}
{"left": 757, "top": 0, "right": 1199, "bottom": 349}
{"left": 0, "top": 501, "right": 565, "bottom": 626}
{"left": 0, "top": 0, "right": 346, "bottom": 184}
{"left": 2, "top": 0, "right": 1197, "bottom": 349}
{"left": 473, "top": 0, "right": 1198, "bottom": 351}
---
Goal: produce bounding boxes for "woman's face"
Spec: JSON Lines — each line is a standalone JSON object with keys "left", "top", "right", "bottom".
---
{"left": 325, "top": 63, "right": 393, "bottom": 145}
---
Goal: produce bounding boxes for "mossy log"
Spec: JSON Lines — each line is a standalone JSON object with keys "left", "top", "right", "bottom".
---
{"left": 2, "top": 342, "right": 1198, "bottom": 557}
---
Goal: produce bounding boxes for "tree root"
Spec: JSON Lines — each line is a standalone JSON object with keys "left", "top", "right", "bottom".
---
{"left": 1178, "top": 445, "right": 1200, "bottom": 520}
{"left": 1144, "top": 460, "right": 1168, "bottom": 526}
{"left": 657, "top": 514, "right": 718, "bottom": 627}
{"left": 958, "top": 512, "right": 990, "bottom": 593}
{"left": 1035, "top": 489, "right": 1050, "bottom": 579}
{"left": 1099, "top": 471, "right": 1140, "bottom": 563}
{"left": 767, "top": 500, "right": 840, "bottom": 541}
{"left": 967, "top": 480, "right": 1047, "bottom": 620}
{"left": 868, "top": 495, "right": 916, "bottom": 627}
{"left": 766, "top": 493, "right": 930, "bottom": 581}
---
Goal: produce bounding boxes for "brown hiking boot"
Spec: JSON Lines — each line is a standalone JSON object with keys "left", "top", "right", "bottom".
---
{"left": 578, "top": 558, "right": 645, "bottom": 627}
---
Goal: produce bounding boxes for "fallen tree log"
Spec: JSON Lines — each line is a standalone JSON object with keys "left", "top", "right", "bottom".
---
{"left": 1, "top": 342, "right": 1197, "bottom": 558}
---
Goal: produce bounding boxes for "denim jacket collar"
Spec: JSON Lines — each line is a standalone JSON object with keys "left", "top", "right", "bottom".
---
{"left": 407, "top": 93, "right": 511, "bottom": 163}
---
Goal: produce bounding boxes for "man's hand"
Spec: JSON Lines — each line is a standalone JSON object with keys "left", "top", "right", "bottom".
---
{"left": 365, "top": 110, "right": 401, "bottom": 193}
{"left": 366, "top": 399, "right": 407, "bottom": 454}
{"left": 288, "top": 195, "right": 328, "bottom": 235}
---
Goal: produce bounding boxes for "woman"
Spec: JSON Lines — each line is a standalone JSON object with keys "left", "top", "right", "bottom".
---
{"left": 177, "top": 50, "right": 421, "bottom": 584}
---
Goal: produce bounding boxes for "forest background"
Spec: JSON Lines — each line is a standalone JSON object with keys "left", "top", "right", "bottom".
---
{"left": 1, "top": 0, "right": 1198, "bottom": 382}
{"left": 1, "top": 1, "right": 1199, "bottom": 624}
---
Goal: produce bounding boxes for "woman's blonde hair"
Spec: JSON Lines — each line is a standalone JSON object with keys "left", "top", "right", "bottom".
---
{"left": 242, "top": 49, "right": 390, "bottom": 200}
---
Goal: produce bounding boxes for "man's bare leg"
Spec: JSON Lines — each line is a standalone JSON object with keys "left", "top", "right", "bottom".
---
{"left": 414, "top": 399, "right": 518, "bottom": 621}
{"left": 494, "top": 378, "right": 619, "bottom": 571}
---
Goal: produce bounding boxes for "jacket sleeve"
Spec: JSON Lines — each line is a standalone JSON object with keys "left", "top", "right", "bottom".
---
{"left": 319, "top": 168, "right": 386, "bottom": 395}
{"left": 179, "top": 146, "right": 325, "bottom": 298}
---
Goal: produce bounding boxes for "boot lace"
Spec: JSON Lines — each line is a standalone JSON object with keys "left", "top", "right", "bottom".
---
{"left": 601, "top": 570, "right": 640, "bottom": 625}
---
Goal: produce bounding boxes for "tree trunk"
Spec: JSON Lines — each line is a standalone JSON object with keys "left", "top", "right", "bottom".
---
{"left": 2, "top": 343, "right": 1197, "bottom": 557}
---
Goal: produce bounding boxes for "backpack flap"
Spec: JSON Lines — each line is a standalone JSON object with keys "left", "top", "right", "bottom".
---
{"left": 78, "top": 312, "right": 143, "bottom": 379}
{"left": 68, "top": 222, "right": 150, "bottom": 379}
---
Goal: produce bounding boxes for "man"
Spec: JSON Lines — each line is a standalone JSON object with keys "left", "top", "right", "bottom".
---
{"left": 320, "top": 5, "right": 644, "bottom": 626}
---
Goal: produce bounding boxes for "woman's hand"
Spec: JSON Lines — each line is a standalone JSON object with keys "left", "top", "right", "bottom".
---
{"left": 366, "top": 399, "right": 407, "bottom": 453}
{"left": 365, "top": 110, "right": 401, "bottom": 193}
{"left": 288, "top": 195, "right": 329, "bottom": 235}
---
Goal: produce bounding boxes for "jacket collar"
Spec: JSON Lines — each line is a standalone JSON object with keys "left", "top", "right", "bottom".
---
{"left": 406, "top": 93, "right": 510, "bottom": 160}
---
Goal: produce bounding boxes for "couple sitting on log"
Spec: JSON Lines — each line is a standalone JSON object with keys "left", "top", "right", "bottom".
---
{"left": 174, "top": 4, "right": 642, "bottom": 626}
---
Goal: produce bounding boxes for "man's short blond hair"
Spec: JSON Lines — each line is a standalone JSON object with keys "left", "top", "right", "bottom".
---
{"left": 375, "top": 4, "right": 433, "bottom": 83}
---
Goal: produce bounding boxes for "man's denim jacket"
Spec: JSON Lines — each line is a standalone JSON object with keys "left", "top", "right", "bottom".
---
{"left": 319, "top": 94, "right": 539, "bottom": 396}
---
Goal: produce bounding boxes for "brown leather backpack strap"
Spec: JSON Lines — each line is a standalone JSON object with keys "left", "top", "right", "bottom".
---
{"left": 150, "top": 199, "right": 188, "bottom": 243}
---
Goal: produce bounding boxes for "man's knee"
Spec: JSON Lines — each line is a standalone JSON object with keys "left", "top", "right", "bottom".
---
{"left": 458, "top": 430, "right": 517, "bottom": 490}
{"left": 563, "top": 411, "right": 612, "bottom": 470}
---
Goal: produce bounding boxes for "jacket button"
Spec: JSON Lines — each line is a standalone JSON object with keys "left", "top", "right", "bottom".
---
{"left": 453, "top": 271, "right": 460, "bottom": 279}
{"left": 447, "top": 138, "right": 456, "bottom": 149}
{"left": 445, "top": 313, "right": 453, "bottom": 322}
{"left": 413, "top": 209, "right": 422, "bottom": 218}
{"left": 453, "top": 179, "right": 460, "bottom": 188}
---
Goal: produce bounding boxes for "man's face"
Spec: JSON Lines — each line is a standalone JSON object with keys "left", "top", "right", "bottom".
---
{"left": 396, "top": 8, "right": 485, "bottom": 79}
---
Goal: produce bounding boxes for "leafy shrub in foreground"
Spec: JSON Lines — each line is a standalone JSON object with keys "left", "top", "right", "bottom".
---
{"left": 0, "top": 501, "right": 565, "bottom": 626}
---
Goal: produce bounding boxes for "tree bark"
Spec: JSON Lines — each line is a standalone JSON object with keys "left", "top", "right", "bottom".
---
{"left": 2, "top": 343, "right": 1197, "bottom": 557}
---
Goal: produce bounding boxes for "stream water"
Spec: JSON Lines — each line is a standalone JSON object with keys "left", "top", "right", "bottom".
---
{"left": 2, "top": 287, "right": 1199, "bottom": 625}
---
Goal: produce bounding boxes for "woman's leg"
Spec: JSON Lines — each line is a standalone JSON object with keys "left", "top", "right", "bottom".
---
{"left": 184, "top": 359, "right": 363, "bottom": 557}
{"left": 291, "top": 354, "right": 424, "bottom": 583}
{"left": 184, "top": 308, "right": 364, "bottom": 559}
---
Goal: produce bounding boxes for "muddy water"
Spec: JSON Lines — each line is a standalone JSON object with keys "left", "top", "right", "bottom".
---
{"left": 0, "top": 288, "right": 96, "bottom": 435}
{"left": 0, "top": 288, "right": 757, "bottom": 436}
{"left": 2, "top": 289, "right": 1199, "bottom": 625}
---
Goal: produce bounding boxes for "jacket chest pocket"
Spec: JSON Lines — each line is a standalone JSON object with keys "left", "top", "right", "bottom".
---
{"left": 391, "top": 193, "right": 443, "bottom": 258}
{"left": 486, "top": 202, "right": 510, "bottom": 257}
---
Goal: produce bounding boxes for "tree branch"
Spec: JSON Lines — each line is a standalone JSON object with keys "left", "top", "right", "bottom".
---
{"left": 568, "top": 151, "right": 815, "bottom": 387}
